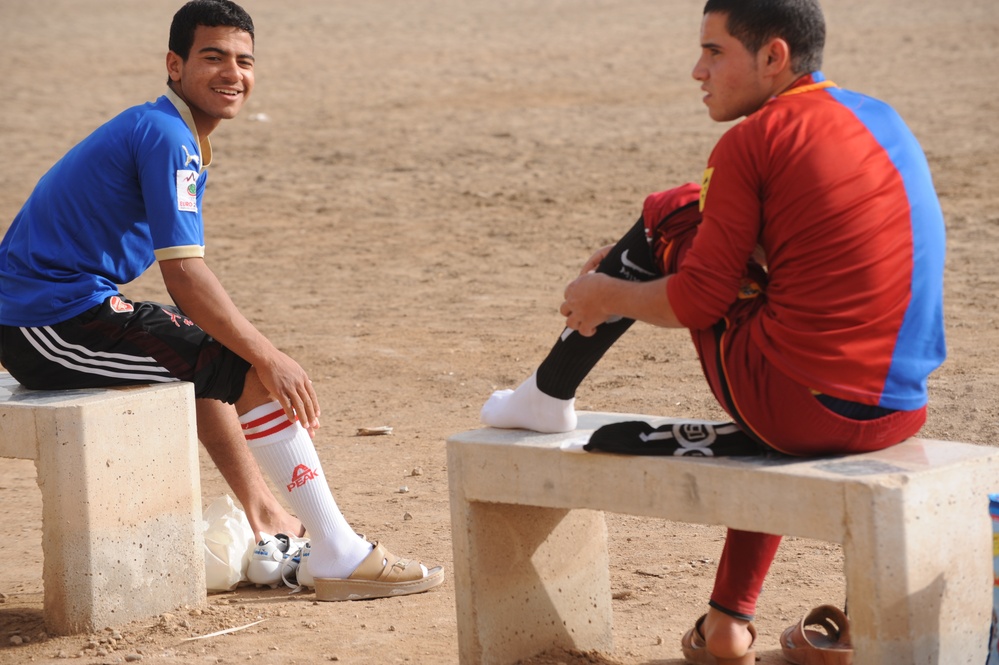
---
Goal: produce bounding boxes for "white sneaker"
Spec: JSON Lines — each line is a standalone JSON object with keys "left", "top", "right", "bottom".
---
{"left": 247, "top": 533, "right": 302, "bottom": 588}
{"left": 293, "top": 542, "right": 313, "bottom": 588}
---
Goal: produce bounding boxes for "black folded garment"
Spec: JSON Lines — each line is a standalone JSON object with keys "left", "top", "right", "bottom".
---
{"left": 584, "top": 420, "right": 766, "bottom": 457}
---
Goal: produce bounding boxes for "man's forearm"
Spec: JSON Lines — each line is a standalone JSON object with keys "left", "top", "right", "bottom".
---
{"left": 562, "top": 272, "right": 684, "bottom": 335}
{"left": 605, "top": 276, "right": 684, "bottom": 329}
{"left": 158, "top": 257, "right": 276, "bottom": 366}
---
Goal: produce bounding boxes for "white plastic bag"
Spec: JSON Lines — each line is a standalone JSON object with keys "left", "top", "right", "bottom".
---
{"left": 202, "top": 494, "right": 255, "bottom": 592}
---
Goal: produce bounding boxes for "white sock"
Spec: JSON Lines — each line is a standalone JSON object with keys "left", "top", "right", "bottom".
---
{"left": 480, "top": 371, "right": 577, "bottom": 433}
{"left": 240, "top": 401, "right": 372, "bottom": 579}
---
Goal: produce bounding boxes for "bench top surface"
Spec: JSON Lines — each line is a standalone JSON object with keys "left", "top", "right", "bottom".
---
{"left": 0, "top": 373, "right": 194, "bottom": 461}
{"left": 449, "top": 411, "right": 999, "bottom": 481}
{"left": 0, "top": 372, "right": 183, "bottom": 409}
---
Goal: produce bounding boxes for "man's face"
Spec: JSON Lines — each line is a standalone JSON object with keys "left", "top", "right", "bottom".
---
{"left": 167, "top": 25, "right": 255, "bottom": 131}
{"left": 691, "top": 12, "right": 772, "bottom": 122}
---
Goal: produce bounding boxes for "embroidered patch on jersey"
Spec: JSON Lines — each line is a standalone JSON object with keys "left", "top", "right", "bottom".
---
{"left": 699, "top": 167, "right": 714, "bottom": 212}
{"left": 176, "top": 170, "right": 198, "bottom": 212}
{"left": 109, "top": 295, "right": 134, "bottom": 313}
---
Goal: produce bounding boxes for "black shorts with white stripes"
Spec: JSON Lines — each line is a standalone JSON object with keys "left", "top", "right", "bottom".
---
{"left": 0, "top": 295, "right": 251, "bottom": 403}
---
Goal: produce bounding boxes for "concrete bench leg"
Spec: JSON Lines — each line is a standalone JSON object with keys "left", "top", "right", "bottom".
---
{"left": 30, "top": 382, "right": 205, "bottom": 634}
{"left": 450, "top": 493, "right": 613, "bottom": 664}
{"left": 842, "top": 462, "right": 994, "bottom": 664}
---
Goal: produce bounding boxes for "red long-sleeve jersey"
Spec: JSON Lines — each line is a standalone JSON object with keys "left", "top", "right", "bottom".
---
{"left": 665, "top": 73, "right": 946, "bottom": 410}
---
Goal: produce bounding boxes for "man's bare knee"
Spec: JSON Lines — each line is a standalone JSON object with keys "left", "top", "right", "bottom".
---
{"left": 235, "top": 367, "right": 271, "bottom": 415}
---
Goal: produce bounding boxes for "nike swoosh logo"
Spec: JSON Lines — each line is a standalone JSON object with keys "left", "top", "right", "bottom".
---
{"left": 620, "top": 249, "right": 656, "bottom": 277}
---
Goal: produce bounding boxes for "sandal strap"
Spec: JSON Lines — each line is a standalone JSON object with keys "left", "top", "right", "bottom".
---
{"left": 781, "top": 604, "right": 852, "bottom": 655}
{"left": 348, "top": 541, "right": 425, "bottom": 583}
{"left": 802, "top": 604, "right": 852, "bottom": 645}
{"left": 684, "top": 614, "right": 709, "bottom": 650}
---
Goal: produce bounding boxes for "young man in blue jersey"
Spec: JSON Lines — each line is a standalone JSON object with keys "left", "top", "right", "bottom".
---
{"left": 481, "top": 0, "right": 944, "bottom": 662}
{"left": 0, "top": 0, "right": 442, "bottom": 601}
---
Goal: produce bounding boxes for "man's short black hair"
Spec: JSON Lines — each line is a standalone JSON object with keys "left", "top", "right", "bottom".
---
{"left": 169, "top": 0, "right": 255, "bottom": 60}
{"left": 703, "top": 0, "right": 825, "bottom": 74}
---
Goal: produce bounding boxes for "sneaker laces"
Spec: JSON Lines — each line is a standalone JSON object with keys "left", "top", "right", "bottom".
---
{"left": 281, "top": 536, "right": 311, "bottom": 593}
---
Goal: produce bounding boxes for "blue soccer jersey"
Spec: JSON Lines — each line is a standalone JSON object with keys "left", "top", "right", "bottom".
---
{"left": 0, "top": 89, "right": 211, "bottom": 327}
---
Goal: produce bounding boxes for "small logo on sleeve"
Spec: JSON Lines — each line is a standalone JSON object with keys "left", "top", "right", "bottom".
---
{"left": 181, "top": 145, "right": 200, "bottom": 168}
{"left": 699, "top": 167, "right": 714, "bottom": 212}
{"left": 176, "top": 170, "right": 198, "bottom": 212}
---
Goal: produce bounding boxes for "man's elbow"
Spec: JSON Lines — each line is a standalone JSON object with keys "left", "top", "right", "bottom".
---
{"left": 158, "top": 257, "right": 206, "bottom": 293}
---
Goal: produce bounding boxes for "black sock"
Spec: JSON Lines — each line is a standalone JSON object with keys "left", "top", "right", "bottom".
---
{"left": 536, "top": 218, "right": 659, "bottom": 400}
{"left": 584, "top": 420, "right": 766, "bottom": 456}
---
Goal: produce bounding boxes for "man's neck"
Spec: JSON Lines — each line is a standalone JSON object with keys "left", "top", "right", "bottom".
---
{"left": 167, "top": 81, "right": 219, "bottom": 143}
{"left": 771, "top": 70, "right": 807, "bottom": 98}
{"left": 164, "top": 85, "right": 214, "bottom": 170}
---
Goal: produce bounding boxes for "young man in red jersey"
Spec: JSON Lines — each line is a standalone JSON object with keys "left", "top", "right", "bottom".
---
{"left": 482, "top": 0, "right": 945, "bottom": 661}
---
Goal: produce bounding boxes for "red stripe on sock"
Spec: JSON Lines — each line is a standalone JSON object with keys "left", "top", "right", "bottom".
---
{"left": 243, "top": 418, "right": 295, "bottom": 441}
{"left": 241, "top": 407, "right": 286, "bottom": 431}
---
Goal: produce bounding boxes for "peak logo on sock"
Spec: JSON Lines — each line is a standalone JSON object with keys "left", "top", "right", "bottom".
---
{"left": 287, "top": 464, "right": 319, "bottom": 492}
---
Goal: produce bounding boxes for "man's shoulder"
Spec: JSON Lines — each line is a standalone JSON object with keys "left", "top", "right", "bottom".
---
{"left": 109, "top": 95, "right": 187, "bottom": 134}
{"left": 84, "top": 96, "right": 199, "bottom": 168}
{"left": 707, "top": 88, "right": 847, "bottom": 166}
{"left": 717, "top": 83, "right": 896, "bottom": 148}
{"left": 821, "top": 86, "right": 903, "bottom": 123}
{"left": 768, "top": 83, "right": 901, "bottom": 128}
{"left": 710, "top": 113, "right": 764, "bottom": 159}
{"left": 56, "top": 95, "right": 201, "bottom": 185}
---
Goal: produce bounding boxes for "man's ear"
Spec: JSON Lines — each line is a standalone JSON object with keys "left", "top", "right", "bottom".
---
{"left": 166, "top": 51, "right": 184, "bottom": 83}
{"left": 760, "top": 37, "right": 792, "bottom": 76}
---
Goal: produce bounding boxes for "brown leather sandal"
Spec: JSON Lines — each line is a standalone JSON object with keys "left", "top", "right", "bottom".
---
{"left": 681, "top": 614, "right": 757, "bottom": 665}
{"left": 313, "top": 541, "right": 444, "bottom": 601}
{"left": 780, "top": 604, "right": 853, "bottom": 665}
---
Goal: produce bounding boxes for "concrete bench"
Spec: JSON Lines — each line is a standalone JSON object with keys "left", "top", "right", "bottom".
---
{"left": 447, "top": 411, "right": 999, "bottom": 665}
{"left": 0, "top": 372, "right": 205, "bottom": 635}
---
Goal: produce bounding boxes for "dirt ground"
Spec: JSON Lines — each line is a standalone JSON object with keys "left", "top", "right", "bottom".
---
{"left": 1, "top": 0, "right": 997, "bottom": 663}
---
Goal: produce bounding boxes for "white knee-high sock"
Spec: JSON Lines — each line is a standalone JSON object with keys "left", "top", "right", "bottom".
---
{"left": 240, "top": 401, "right": 372, "bottom": 579}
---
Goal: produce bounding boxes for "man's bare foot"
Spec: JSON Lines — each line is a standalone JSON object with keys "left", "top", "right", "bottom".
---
{"left": 247, "top": 506, "right": 305, "bottom": 542}
{"left": 703, "top": 607, "right": 755, "bottom": 660}
{"left": 480, "top": 371, "right": 577, "bottom": 433}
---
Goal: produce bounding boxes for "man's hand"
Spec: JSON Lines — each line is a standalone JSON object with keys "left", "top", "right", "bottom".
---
{"left": 561, "top": 272, "right": 615, "bottom": 337}
{"left": 255, "top": 351, "right": 321, "bottom": 436}
{"left": 562, "top": 244, "right": 616, "bottom": 336}
{"left": 560, "top": 253, "right": 684, "bottom": 333}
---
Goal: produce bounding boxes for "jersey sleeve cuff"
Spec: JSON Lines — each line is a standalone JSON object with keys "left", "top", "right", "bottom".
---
{"left": 154, "top": 245, "right": 205, "bottom": 261}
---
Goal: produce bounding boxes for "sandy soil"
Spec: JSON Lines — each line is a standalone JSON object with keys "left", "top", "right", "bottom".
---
{"left": 1, "top": 0, "right": 997, "bottom": 663}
